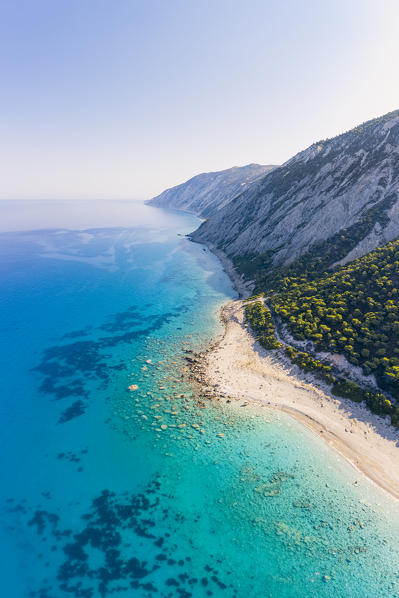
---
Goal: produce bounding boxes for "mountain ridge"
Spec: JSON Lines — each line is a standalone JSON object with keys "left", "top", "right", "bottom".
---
{"left": 191, "top": 108, "right": 399, "bottom": 272}
{"left": 147, "top": 163, "right": 276, "bottom": 218}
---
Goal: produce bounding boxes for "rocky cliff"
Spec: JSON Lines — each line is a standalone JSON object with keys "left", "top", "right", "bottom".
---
{"left": 191, "top": 109, "right": 399, "bottom": 270}
{"left": 147, "top": 163, "right": 275, "bottom": 217}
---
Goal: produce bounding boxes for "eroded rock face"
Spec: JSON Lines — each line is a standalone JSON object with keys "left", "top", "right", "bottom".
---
{"left": 191, "top": 109, "right": 399, "bottom": 267}
{"left": 147, "top": 163, "right": 276, "bottom": 218}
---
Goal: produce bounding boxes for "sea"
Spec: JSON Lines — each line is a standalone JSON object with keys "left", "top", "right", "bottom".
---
{"left": 0, "top": 199, "right": 399, "bottom": 598}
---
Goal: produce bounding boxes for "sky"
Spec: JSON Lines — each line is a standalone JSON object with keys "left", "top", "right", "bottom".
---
{"left": 0, "top": 0, "right": 398, "bottom": 200}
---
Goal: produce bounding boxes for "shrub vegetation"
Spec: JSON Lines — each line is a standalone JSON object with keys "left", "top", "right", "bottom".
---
{"left": 242, "top": 236, "right": 399, "bottom": 427}
{"left": 271, "top": 238, "right": 399, "bottom": 398}
{"left": 244, "top": 302, "right": 280, "bottom": 350}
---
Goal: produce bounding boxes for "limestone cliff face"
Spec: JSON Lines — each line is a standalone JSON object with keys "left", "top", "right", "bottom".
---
{"left": 191, "top": 109, "right": 399, "bottom": 267}
{"left": 147, "top": 164, "right": 275, "bottom": 217}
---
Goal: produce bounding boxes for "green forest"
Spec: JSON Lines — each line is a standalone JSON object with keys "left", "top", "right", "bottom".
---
{"left": 271, "top": 239, "right": 399, "bottom": 396}
{"left": 243, "top": 237, "right": 399, "bottom": 427}
{"left": 244, "top": 302, "right": 280, "bottom": 350}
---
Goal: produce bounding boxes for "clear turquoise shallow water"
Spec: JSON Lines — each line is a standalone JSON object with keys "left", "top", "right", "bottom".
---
{"left": 0, "top": 200, "right": 399, "bottom": 597}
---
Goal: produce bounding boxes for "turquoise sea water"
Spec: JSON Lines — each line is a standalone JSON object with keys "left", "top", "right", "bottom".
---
{"left": 0, "top": 200, "right": 399, "bottom": 598}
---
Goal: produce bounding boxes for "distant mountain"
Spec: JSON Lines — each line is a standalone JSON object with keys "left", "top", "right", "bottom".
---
{"left": 191, "top": 109, "right": 399, "bottom": 272}
{"left": 147, "top": 163, "right": 276, "bottom": 217}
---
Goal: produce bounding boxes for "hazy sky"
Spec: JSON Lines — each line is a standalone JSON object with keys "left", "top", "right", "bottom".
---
{"left": 1, "top": 0, "right": 398, "bottom": 200}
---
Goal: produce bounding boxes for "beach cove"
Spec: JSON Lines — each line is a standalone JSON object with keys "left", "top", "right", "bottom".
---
{"left": 200, "top": 298, "right": 399, "bottom": 502}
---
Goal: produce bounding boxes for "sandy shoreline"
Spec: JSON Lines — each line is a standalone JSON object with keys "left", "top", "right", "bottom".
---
{"left": 202, "top": 298, "right": 399, "bottom": 502}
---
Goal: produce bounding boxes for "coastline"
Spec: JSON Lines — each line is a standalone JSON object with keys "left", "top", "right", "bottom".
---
{"left": 193, "top": 239, "right": 253, "bottom": 298}
{"left": 194, "top": 242, "right": 399, "bottom": 502}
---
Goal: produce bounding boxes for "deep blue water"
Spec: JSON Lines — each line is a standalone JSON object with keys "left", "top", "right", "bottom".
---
{"left": 1, "top": 200, "right": 399, "bottom": 598}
